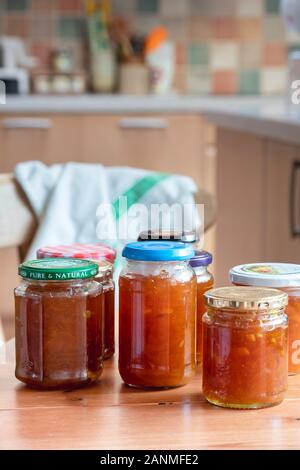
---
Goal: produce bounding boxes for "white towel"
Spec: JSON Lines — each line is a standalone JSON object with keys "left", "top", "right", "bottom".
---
{"left": 15, "top": 161, "right": 199, "bottom": 262}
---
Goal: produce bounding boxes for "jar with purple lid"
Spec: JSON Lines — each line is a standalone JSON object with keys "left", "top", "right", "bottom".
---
{"left": 189, "top": 251, "right": 214, "bottom": 364}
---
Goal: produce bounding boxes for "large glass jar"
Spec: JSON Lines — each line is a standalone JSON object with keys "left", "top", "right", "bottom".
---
{"left": 203, "top": 286, "right": 288, "bottom": 409}
{"left": 37, "top": 243, "right": 116, "bottom": 360}
{"left": 15, "top": 258, "right": 104, "bottom": 390}
{"left": 230, "top": 263, "right": 300, "bottom": 375}
{"left": 189, "top": 251, "right": 213, "bottom": 364}
{"left": 119, "top": 241, "right": 196, "bottom": 388}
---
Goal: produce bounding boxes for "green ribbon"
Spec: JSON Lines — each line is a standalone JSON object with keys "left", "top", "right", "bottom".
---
{"left": 112, "top": 172, "right": 169, "bottom": 221}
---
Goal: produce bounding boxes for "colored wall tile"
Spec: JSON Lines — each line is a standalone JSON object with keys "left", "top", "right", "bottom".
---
{"left": 57, "top": 16, "right": 84, "bottom": 39}
{"left": 239, "top": 69, "right": 260, "bottom": 94}
{"left": 31, "top": 0, "right": 58, "bottom": 11}
{"left": 29, "top": 42, "right": 52, "bottom": 67}
{"left": 58, "top": 0, "right": 82, "bottom": 12}
{"left": 265, "top": 0, "right": 281, "bottom": 14}
{"left": 111, "top": 0, "right": 135, "bottom": 14}
{"left": 173, "top": 66, "right": 187, "bottom": 94}
{"left": 263, "top": 43, "right": 287, "bottom": 66}
{"left": 187, "top": 66, "right": 211, "bottom": 94}
{"left": 264, "top": 16, "right": 286, "bottom": 42}
{"left": 162, "top": 18, "right": 188, "bottom": 41}
{"left": 187, "top": 43, "right": 209, "bottom": 66}
{"left": 240, "top": 42, "right": 262, "bottom": 68}
{"left": 211, "top": 42, "right": 239, "bottom": 70}
{"left": 6, "top": 0, "right": 29, "bottom": 11}
{"left": 137, "top": 0, "right": 159, "bottom": 14}
{"left": 160, "top": 0, "right": 189, "bottom": 17}
{"left": 213, "top": 70, "right": 237, "bottom": 94}
{"left": 261, "top": 67, "right": 287, "bottom": 94}
{"left": 133, "top": 14, "right": 159, "bottom": 35}
{"left": 29, "top": 14, "right": 55, "bottom": 39}
{"left": 3, "top": 14, "right": 29, "bottom": 38}
{"left": 190, "top": 0, "right": 212, "bottom": 15}
{"left": 175, "top": 42, "right": 187, "bottom": 66}
{"left": 210, "top": 0, "right": 238, "bottom": 16}
{"left": 237, "top": 0, "right": 263, "bottom": 17}
{"left": 212, "top": 17, "right": 237, "bottom": 40}
{"left": 238, "top": 18, "right": 262, "bottom": 40}
{"left": 189, "top": 17, "right": 212, "bottom": 41}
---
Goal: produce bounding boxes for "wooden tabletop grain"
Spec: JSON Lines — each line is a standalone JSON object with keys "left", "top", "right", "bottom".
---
{"left": 1, "top": 358, "right": 300, "bottom": 450}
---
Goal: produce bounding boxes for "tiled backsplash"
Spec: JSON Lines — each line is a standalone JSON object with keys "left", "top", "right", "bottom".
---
{"left": 0, "top": 0, "right": 300, "bottom": 95}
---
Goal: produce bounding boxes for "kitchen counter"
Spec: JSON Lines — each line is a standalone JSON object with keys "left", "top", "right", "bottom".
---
{"left": 1, "top": 358, "right": 300, "bottom": 450}
{"left": 2, "top": 94, "right": 300, "bottom": 145}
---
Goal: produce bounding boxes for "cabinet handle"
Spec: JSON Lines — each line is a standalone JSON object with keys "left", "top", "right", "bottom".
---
{"left": 2, "top": 118, "right": 52, "bottom": 130}
{"left": 290, "top": 160, "right": 300, "bottom": 237}
{"left": 119, "top": 117, "right": 168, "bottom": 130}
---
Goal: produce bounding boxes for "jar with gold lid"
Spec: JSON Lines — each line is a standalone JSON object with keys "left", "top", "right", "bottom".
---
{"left": 202, "top": 286, "right": 288, "bottom": 409}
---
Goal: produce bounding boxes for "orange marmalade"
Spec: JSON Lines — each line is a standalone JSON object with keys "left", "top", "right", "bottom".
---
{"left": 119, "top": 242, "right": 196, "bottom": 389}
{"left": 230, "top": 263, "right": 300, "bottom": 375}
{"left": 203, "top": 287, "right": 288, "bottom": 409}
{"left": 15, "top": 259, "right": 104, "bottom": 390}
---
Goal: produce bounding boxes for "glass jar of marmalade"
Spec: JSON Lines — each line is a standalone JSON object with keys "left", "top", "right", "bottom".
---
{"left": 230, "top": 263, "right": 300, "bottom": 375}
{"left": 15, "top": 258, "right": 104, "bottom": 390}
{"left": 37, "top": 243, "right": 116, "bottom": 360}
{"left": 119, "top": 241, "right": 196, "bottom": 388}
{"left": 189, "top": 251, "right": 213, "bottom": 364}
{"left": 203, "top": 287, "right": 288, "bottom": 409}
{"left": 96, "top": 261, "right": 115, "bottom": 359}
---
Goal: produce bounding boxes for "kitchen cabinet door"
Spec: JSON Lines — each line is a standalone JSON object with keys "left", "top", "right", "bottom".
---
{"left": 0, "top": 115, "right": 84, "bottom": 172}
{"left": 82, "top": 114, "right": 205, "bottom": 187}
{"left": 215, "top": 128, "right": 266, "bottom": 286}
{"left": 265, "top": 140, "right": 300, "bottom": 262}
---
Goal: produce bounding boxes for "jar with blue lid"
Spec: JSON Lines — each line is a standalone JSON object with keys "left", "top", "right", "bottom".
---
{"left": 119, "top": 241, "right": 196, "bottom": 389}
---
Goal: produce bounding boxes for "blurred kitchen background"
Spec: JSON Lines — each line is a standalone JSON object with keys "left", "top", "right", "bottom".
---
{"left": 0, "top": 0, "right": 296, "bottom": 95}
{"left": 1, "top": 0, "right": 300, "bottom": 340}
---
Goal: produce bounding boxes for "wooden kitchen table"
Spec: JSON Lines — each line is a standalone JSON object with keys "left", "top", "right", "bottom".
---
{"left": 1, "top": 358, "right": 300, "bottom": 450}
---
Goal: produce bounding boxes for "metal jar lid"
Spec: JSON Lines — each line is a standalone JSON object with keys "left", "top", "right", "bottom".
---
{"left": 204, "top": 286, "right": 288, "bottom": 310}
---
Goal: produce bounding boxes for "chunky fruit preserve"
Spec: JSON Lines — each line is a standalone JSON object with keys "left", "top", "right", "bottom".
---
{"left": 202, "top": 287, "right": 288, "bottom": 409}
{"left": 15, "top": 259, "right": 104, "bottom": 390}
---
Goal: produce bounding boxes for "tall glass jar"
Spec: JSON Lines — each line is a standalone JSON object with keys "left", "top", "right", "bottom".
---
{"left": 15, "top": 259, "right": 103, "bottom": 390}
{"left": 230, "top": 263, "right": 300, "bottom": 375}
{"left": 189, "top": 251, "right": 213, "bottom": 364}
{"left": 203, "top": 287, "right": 288, "bottom": 409}
{"left": 37, "top": 243, "right": 116, "bottom": 360}
{"left": 119, "top": 241, "right": 196, "bottom": 388}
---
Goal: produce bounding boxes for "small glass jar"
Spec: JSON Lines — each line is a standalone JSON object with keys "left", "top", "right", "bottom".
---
{"left": 203, "top": 286, "right": 288, "bottom": 409}
{"left": 96, "top": 261, "right": 115, "bottom": 359}
{"left": 37, "top": 243, "right": 116, "bottom": 360}
{"left": 119, "top": 241, "right": 196, "bottom": 388}
{"left": 189, "top": 251, "right": 213, "bottom": 364}
{"left": 15, "top": 259, "right": 103, "bottom": 390}
{"left": 230, "top": 263, "right": 300, "bottom": 375}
